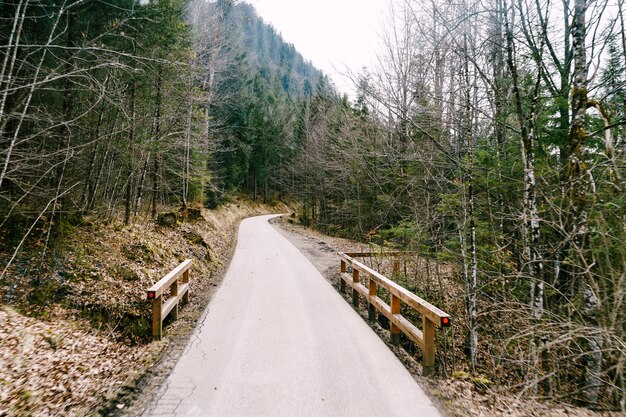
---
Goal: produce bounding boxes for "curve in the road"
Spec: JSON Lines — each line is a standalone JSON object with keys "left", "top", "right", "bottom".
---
{"left": 143, "top": 214, "right": 442, "bottom": 417}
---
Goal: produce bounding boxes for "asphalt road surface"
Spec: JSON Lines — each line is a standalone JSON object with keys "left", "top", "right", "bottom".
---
{"left": 143, "top": 214, "right": 442, "bottom": 417}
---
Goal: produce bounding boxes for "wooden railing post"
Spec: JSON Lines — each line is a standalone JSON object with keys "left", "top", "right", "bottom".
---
{"left": 352, "top": 268, "right": 360, "bottom": 307}
{"left": 170, "top": 279, "right": 179, "bottom": 321}
{"left": 152, "top": 295, "right": 163, "bottom": 340}
{"left": 340, "top": 260, "right": 346, "bottom": 293}
{"left": 422, "top": 317, "right": 435, "bottom": 376}
{"left": 368, "top": 279, "right": 377, "bottom": 322}
{"left": 182, "top": 269, "right": 190, "bottom": 304}
{"left": 390, "top": 294, "right": 400, "bottom": 346}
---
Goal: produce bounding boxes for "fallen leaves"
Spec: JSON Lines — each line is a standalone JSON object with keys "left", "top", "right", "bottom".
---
{"left": 430, "top": 377, "right": 623, "bottom": 417}
{"left": 0, "top": 306, "right": 147, "bottom": 416}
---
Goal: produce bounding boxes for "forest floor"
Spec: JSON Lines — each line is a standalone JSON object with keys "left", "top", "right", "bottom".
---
{"left": 0, "top": 199, "right": 289, "bottom": 417}
{"left": 270, "top": 216, "right": 622, "bottom": 417}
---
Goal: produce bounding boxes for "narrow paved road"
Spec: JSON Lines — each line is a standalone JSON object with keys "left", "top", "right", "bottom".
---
{"left": 143, "top": 215, "right": 442, "bottom": 417}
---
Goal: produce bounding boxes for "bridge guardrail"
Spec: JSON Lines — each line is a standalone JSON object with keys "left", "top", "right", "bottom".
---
{"left": 146, "top": 259, "right": 191, "bottom": 340}
{"left": 339, "top": 252, "right": 450, "bottom": 376}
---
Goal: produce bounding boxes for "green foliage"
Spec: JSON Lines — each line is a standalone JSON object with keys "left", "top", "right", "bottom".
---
{"left": 0, "top": 0, "right": 195, "bottom": 231}
{"left": 202, "top": 2, "right": 326, "bottom": 204}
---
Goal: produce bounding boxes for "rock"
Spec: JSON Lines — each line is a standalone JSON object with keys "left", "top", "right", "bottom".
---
{"left": 157, "top": 211, "right": 178, "bottom": 227}
{"left": 180, "top": 207, "right": 203, "bottom": 221}
{"left": 184, "top": 229, "right": 208, "bottom": 248}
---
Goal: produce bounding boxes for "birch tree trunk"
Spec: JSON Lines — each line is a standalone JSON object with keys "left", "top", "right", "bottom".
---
{"left": 568, "top": 0, "right": 602, "bottom": 406}
{"left": 463, "top": 34, "right": 478, "bottom": 373}
{"left": 503, "top": 0, "right": 551, "bottom": 395}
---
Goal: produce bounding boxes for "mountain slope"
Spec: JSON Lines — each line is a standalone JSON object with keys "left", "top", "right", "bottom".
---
{"left": 234, "top": 2, "right": 325, "bottom": 98}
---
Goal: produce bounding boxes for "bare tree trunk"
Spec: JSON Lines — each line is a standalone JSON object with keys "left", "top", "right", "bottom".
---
{"left": 135, "top": 154, "right": 150, "bottom": 217}
{"left": 492, "top": 0, "right": 508, "bottom": 257}
{"left": 81, "top": 98, "right": 106, "bottom": 209}
{"left": 102, "top": 145, "right": 117, "bottom": 204}
{"left": 106, "top": 164, "right": 124, "bottom": 219}
{"left": 0, "top": 0, "right": 64, "bottom": 190}
{"left": 568, "top": 0, "right": 602, "bottom": 406}
{"left": 463, "top": 34, "right": 478, "bottom": 373}
{"left": 88, "top": 108, "right": 118, "bottom": 210}
{"left": 151, "top": 64, "right": 163, "bottom": 220}
{"left": 125, "top": 81, "right": 136, "bottom": 225}
{"left": 182, "top": 83, "right": 193, "bottom": 209}
{"left": 0, "top": 0, "right": 29, "bottom": 143}
{"left": 620, "top": 0, "right": 626, "bottom": 182}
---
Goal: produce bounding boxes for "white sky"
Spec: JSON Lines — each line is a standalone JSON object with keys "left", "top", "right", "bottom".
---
{"left": 245, "top": 0, "right": 388, "bottom": 96}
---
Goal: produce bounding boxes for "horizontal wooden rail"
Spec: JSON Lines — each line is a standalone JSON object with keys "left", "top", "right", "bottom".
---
{"left": 344, "top": 251, "right": 418, "bottom": 258}
{"left": 339, "top": 252, "right": 450, "bottom": 376}
{"left": 147, "top": 259, "right": 192, "bottom": 340}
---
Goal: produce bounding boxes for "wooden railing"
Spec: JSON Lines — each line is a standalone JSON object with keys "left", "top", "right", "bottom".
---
{"left": 339, "top": 252, "right": 451, "bottom": 376}
{"left": 146, "top": 259, "right": 191, "bottom": 340}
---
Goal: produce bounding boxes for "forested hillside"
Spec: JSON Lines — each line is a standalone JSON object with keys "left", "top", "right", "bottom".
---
{"left": 188, "top": 0, "right": 327, "bottom": 204}
{"left": 1, "top": 0, "right": 624, "bottom": 414}
{"left": 0, "top": 0, "right": 326, "bottom": 256}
